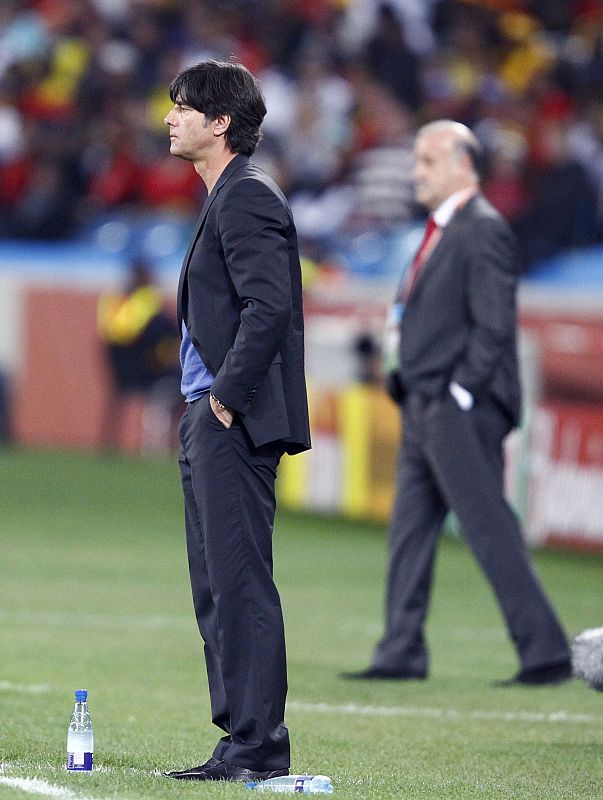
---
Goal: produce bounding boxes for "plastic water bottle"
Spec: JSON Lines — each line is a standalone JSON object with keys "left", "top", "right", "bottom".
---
{"left": 246, "top": 774, "right": 333, "bottom": 793}
{"left": 66, "top": 689, "right": 93, "bottom": 771}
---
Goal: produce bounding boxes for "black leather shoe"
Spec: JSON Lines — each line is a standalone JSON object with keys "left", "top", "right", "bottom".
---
{"left": 339, "top": 667, "right": 426, "bottom": 680}
{"left": 494, "top": 660, "right": 572, "bottom": 687}
{"left": 163, "top": 757, "right": 289, "bottom": 781}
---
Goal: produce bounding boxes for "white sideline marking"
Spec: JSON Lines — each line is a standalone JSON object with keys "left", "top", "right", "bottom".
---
{"left": 0, "top": 609, "right": 191, "bottom": 631}
{"left": 287, "top": 700, "right": 601, "bottom": 725}
{"left": 3, "top": 761, "right": 157, "bottom": 776}
{"left": 0, "top": 681, "right": 50, "bottom": 694}
{"left": 0, "top": 776, "right": 99, "bottom": 798}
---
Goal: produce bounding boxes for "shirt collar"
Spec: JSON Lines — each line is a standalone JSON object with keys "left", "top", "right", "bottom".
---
{"left": 432, "top": 186, "right": 478, "bottom": 228}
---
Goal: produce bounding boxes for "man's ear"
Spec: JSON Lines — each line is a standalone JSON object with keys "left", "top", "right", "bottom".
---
{"left": 213, "top": 114, "right": 231, "bottom": 138}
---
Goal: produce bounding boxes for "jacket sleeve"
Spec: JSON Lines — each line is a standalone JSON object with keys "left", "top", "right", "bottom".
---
{"left": 450, "top": 215, "right": 518, "bottom": 395}
{"left": 210, "top": 176, "right": 292, "bottom": 412}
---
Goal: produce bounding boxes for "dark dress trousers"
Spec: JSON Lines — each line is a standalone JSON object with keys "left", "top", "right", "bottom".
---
{"left": 177, "top": 154, "right": 310, "bottom": 770}
{"left": 376, "top": 194, "right": 569, "bottom": 677}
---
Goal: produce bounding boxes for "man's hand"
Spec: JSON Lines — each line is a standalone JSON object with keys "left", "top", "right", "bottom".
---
{"left": 210, "top": 393, "right": 234, "bottom": 429}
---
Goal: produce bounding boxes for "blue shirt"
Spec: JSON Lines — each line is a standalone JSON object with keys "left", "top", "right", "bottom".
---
{"left": 180, "top": 321, "right": 214, "bottom": 402}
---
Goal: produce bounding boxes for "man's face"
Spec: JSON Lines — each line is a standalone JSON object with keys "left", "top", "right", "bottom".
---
{"left": 412, "top": 131, "right": 469, "bottom": 211}
{"left": 164, "top": 97, "right": 213, "bottom": 162}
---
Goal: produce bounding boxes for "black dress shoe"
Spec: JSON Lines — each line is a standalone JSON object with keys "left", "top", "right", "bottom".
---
{"left": 339, "top": 666, "right": 426, "bottom": 680}
{"left": 494, "top": 659, "right": 573, "bottom": 687}
{"left": 163, "top": 757, "right": 289, "bottom": 781}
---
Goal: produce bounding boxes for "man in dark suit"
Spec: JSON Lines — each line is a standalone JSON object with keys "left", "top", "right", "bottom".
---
{"left": 162, "top": 60, "right": 310, "bottom": 782}
{"left": 343, "top": 120, "right": 571, "bottom": 686}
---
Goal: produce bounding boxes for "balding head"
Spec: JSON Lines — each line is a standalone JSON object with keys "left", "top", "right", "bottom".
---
{"left": 413, "top": 120, "right": 481, "bottom": 212}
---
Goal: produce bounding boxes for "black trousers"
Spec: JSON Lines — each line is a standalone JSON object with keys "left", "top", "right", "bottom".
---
{"left": 178, "top": 395, "right": 289, "bottom": 770}
{"left": 373, "top": 392, "right": 570, "bottom": 676}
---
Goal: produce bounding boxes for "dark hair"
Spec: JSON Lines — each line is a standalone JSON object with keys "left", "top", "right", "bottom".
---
{"left": 169, "top": 60, "right": 266, "bottom": 156}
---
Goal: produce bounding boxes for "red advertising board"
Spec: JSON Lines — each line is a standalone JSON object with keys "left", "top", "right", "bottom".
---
{"left": 520, "top": 309, "right": 603, "bottom": 552}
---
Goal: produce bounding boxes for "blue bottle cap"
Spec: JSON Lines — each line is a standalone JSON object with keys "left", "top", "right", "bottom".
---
{"left": 75, "top": 689, "right": 88, "bottom": 701}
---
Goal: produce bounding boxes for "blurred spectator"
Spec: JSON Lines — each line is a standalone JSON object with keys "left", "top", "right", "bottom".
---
{"left": 84, "top": 121, "right": 143, "bottom": 209}
{"left": 336, "top": 0, "right": 436, "bottom": 58}
{"left": 97, "top": 258, "right": 182, "bottom": 452}
{"left": 138, "top": 151, "right": 204, "bottom": 210}
{"left": 0, "top": 86, "right": 23, "bottom": 161}
{"left": 280, "top": 42, "right": 354, "bottom": 194}
{"left": 364, "top": 3, "right": 422, "bottom": 111}
{"left": 290, "top": 80, "right": 415, "bottom": 239}
{"left": 8, "top": 160, "right": 78, "bottom": 239}
{"left": 567, "top": 98, "right": 603, "bottom": 233}
{"left": 0, "top": 94, "right": 31, "bottom": 219}
{"left": 482, "top": 127, "right": 530, "bottom": 224}
{"left": 515, "top": 114, "right": 599, "bottom": 266}
{"left": 344, "top": 81, "right": 416, "bottom": 230}
{"left": 0, "top": 1, "right": 50, "bottom": 80}
{"left": 354, "top": 332, "right": 381, "bottom": 385}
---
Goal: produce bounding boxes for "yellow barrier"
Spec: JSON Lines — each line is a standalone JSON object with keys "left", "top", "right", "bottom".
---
{"left": 278, "top": 383, "right": 400, "bottom": 522}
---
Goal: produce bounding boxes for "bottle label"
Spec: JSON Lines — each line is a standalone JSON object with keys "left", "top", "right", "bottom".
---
{"left": 294, "top": 776, "right": 309, "bottom": 792}
{"left": 66, "top": 752, "right": 93, "bottom": 771}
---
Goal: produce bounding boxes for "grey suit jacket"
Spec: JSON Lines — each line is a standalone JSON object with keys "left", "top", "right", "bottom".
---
{"left": 395, "top": 193, "right": 522, "bottom": 426}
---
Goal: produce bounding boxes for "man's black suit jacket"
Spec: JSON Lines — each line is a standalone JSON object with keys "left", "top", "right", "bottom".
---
{"left": 177, "top": 154, "right": 311, "bottom": 455}
{"left": 395, "top": 193, "right": 522, "bottom": 426}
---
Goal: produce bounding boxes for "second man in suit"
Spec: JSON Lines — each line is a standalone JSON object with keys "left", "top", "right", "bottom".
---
{"left": 163, "top": 60, "right": 310, "bottom": 782}
{"left": 343, "top": 120, "right": 571, "bottom": 686}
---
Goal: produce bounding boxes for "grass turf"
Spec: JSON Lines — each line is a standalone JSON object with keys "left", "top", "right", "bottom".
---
{"left": 0, "top": 447, "right": 602, "bottom": 799}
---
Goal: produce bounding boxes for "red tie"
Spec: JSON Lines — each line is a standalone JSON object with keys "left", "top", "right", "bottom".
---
{"left": 402, "top": 215, "right": 438, "bottom": 301}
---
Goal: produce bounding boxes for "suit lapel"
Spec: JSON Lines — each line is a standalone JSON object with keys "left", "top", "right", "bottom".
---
{"left": 177, "top": 154, "right": 250, "bottom": 331}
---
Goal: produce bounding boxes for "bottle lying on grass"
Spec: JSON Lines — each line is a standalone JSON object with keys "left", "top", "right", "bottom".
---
{"left": 246, "top": 774, "right": 333, "bottom": 793}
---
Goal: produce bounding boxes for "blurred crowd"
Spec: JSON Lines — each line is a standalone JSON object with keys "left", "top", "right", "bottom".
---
{"left": 1, "top": 0, "right": 603, "bottom": 269}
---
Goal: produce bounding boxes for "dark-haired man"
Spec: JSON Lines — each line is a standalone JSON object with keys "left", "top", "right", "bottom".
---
{"left": 342, "top": 120, "right": 571, "bottom": 687}
{"left": 163, "top": 60, "right": 310, "bottom": 782}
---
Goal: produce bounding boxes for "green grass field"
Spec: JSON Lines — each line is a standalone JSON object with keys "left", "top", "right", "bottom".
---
{"left": 1, "top": 447, "right": 602, "bottom": 799}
